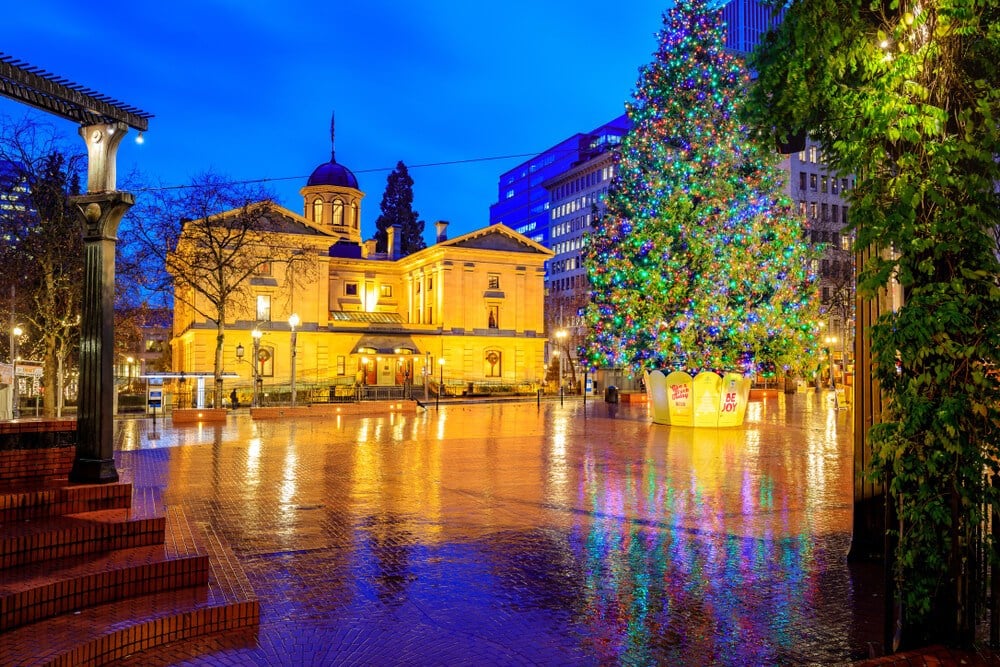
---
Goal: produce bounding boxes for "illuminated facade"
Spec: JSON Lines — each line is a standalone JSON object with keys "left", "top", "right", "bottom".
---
{"left": 171, "top": 126, "right": 552, "bottom": 395}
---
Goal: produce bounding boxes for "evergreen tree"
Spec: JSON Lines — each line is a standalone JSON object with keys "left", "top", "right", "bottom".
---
{"left": 373, "top": 161, "right": 426, "bottom": 256}
{"left": 581, "top": 0, "right": 820, "bottom": 377}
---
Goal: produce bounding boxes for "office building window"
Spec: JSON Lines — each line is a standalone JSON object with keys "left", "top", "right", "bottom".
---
{"left": 821, "top": 176, "right": 828, "bottom": 193}
{"left": 810, "top": 174, "right": 818, "bottom": 191}
{"left": 488, "top": 274, "right": 500, "bottom": 289}
{"left": 256, "top": 295, "right": 271, "bottom": 322}
{"left": 488, "top": 305, "right": 499, "bottom": 329}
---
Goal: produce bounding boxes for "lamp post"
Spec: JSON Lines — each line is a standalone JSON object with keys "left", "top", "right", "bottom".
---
{"left": 252, "top": 328, "right": 263, "bottom": 407}
{"left": 11, "top": 325, "right": 22, "bottom": 419}
{"left": 288, "top": 313, "right": 299, "bottom": 407}
{"left": 555, "top": 329, "right": 567, "bottom": 406}
{"left": 825, "top": 335, "right": 837, "bottom": 390}
{"left": 423, "top": 352, "right": 430, "bottom": 402}
{"left": 437, "top": 357, "right": 445, "bottom": 410}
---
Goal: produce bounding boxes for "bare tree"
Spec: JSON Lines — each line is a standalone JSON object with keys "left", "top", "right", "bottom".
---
{"left": 0, "top": 116, "right": 85, "bottom": 417}
{"left": 122, "top": 173, "right": 318, "bottom": 407}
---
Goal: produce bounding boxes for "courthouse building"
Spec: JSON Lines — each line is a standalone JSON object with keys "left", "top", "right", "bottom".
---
{"left": 171, "top": 125, "right": 552, "bottom": 399}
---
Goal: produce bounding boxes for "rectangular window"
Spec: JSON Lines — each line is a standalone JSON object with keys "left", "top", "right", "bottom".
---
{"left": 832, "top": 204, "right": 839, "bottom": 224}
{"left": 831, "top": 179, "right": 839, "bottom": 194}
{"left": 799, "top": 201, "right": 807, "bottom": 216}
{"left": 345, "top": 282, "right": 358, "bottom": 296}
{"left": 337, "top": 356, "right": 346, "bottom": 376}
{"left": 821, "top": 203, "right": 829, "bottom": 221}
{"left": 427, "top": 278, "right": 433, "bottom": 291}
{"left": 809, "top": 174, "right": 818, "bottom": 191}
{"left": 841, "top": 178, "right": 849, "bottom": 192}
{"left": 842, "top": 206, "right": 849, "bottom": 224}
{"left": 821, "top": 176, "right": 828, "bottom": 193}
{"left": 380, "top": 284, "right": 392, "bottom": 297}
{"left": 810, "top": 202, "right": 818, "bottom": 219}
{"left": 255, "top": 262, "right": 272, "bottom": 276}
{"left": 809, "top": 146, "right": 818, "bottom": 162}
{"left": 799, "top": 172, "right": 806, "bottom": 190}
{"left": 841, "top": 235, "right": 851, "bottom": 251}
{"left": 427, "top": 306, "right": 433, "bottom": 323}
{"left": 488, "top": 274, "right": 500, "bottom": 289}
{"left": 256, "top": 295, "right": 271, "bottom": 322}
{"left": 488, "top": 305, "right": 499, "bottom": 329}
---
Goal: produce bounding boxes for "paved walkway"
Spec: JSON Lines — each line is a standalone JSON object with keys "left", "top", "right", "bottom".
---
{"left": 105, "top": 393, "right": 918, "bottom": 664}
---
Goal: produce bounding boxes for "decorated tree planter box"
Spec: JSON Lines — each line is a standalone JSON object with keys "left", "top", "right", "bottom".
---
{"left": 644, "top": 370, "right": 751, "bottom": 427}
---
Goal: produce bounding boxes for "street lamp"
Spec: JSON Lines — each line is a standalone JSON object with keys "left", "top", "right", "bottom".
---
{"left": 252, "top": 328, "right": 263, "bottom": 407}
{"left": 555, "top": 329, "right": 567, "bottom": 406}
{"left": 236, "top": 329, "right": 264, "bottom": 408}
{"left": 437, "top": 356, "right": 445, "bottom": 410}
{"left": 11, "top": 325, "right": 22, "bottom": 419}
{"left": 825, "top": 335, "right": 837, "bottom": 390}
{"left": 288, "top": 313, "right": 299, "bottom": 407}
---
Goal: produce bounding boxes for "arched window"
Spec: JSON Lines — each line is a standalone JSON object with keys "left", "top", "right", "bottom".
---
{"left": 484, "top": 350, "right": 502, "bottom": 378}
{"left": 351, "top": 201, "right": 358, "bottom": 228}
{"left": 312, "top": 198, "right": 323, "bottom": 223}
{"left": 332, "top": 199, "right": 344, "bottom": 226}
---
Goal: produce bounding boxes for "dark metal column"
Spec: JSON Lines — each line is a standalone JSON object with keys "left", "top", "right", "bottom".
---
{"left": 69, "top": 122, "right": 133, "bottom": 484}
{"left": 69, "top": 192, "right": 132, "bottom": 483}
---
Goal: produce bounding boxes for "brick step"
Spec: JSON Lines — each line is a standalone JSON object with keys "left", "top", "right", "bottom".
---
{"left": 0, "top": 544, "right": 209, "bottom": 632}
{"left": 113, "top": 628, "right": 261, "bottom": 666}
{"left": 0, "top": 580, "right": 260, "bottom": 666}
{"left": 0, "top": 509, "right": 165, "bottom": 569}
{"left": 0, "top": 482, "right": 133, "bottom": 523}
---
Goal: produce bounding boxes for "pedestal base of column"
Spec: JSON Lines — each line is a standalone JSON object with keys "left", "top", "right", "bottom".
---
{"left": 69, "top": 457, "right": 120, "bottom": 484}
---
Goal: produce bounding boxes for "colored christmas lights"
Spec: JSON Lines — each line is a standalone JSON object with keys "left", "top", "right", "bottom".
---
{"left": 582, "top": 0, "right": 821, "bottom": 377}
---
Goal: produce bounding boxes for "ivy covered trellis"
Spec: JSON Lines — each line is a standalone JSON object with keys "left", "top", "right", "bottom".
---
{"left": 748, "top": 0, "right": 1000, "bottom": 650}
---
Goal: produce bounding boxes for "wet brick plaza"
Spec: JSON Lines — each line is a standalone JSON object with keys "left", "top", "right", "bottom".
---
{"left": 110, "top": 393, "right": 888, "bottom": 665}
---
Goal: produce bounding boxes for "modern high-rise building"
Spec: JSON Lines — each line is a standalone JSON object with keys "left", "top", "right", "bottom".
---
{"left": 488, "top": 115, "right": 629, "bottom": 248}
{"left": 720, "top": 0, "right": 785, "bottom": 55}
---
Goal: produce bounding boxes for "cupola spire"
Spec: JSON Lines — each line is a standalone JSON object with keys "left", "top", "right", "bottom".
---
{"left": 329, "top": 111, "right": 336, "bottom": 161}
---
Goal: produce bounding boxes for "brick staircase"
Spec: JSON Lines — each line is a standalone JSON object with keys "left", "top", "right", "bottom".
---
{"left": 0, "top": 421, "right": 259, "bottom": 666}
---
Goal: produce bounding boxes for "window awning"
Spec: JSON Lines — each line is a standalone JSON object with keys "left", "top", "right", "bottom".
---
{"left": 351, "top": 335, "right": 422, "bottom": 356}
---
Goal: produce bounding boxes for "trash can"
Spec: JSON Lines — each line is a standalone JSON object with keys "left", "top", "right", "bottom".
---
{"left": 604, "top": 385, "right": 619, "bottom": 404}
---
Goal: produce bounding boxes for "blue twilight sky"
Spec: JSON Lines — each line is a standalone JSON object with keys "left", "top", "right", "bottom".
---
{"left": 1, "top": 1, "right": 669, "bottom": 242}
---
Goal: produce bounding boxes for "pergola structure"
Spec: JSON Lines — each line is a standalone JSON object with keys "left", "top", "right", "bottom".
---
{"left": 0, "top": 52, "right": 153, "bottom": 483}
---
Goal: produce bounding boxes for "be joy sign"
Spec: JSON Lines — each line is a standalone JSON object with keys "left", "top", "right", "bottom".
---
{"left": 644, "top": 370, "right": 751, "bottom": 427}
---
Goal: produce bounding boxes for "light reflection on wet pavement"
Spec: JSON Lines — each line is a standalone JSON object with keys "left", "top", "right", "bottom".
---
{"left": 115, "top": 393, "right": 878, "bottom": 665}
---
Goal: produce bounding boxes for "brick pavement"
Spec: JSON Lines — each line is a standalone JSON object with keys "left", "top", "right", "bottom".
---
{"left": 100, "top": 395, "right": 995, "bottom": 665}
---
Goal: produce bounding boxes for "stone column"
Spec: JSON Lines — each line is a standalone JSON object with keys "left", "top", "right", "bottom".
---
{"left": 69, "top": 122, "right": 133, "bottom": 484}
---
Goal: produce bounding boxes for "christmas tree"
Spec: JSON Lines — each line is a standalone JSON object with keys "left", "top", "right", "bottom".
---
{"left": 582, "top": 0, "right": 820, "bottom": 377}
